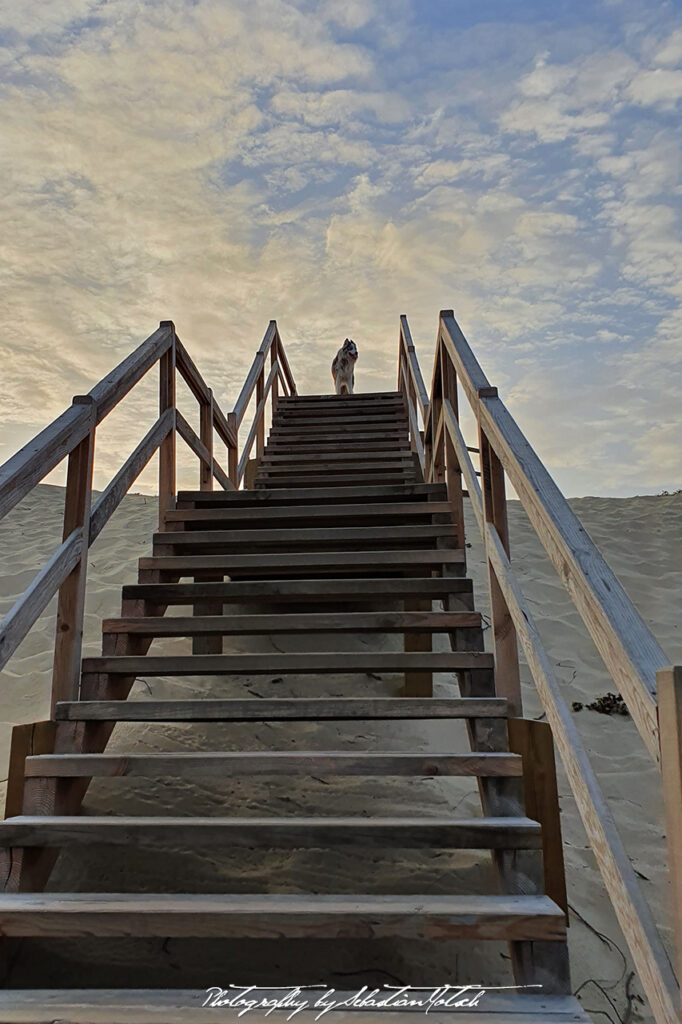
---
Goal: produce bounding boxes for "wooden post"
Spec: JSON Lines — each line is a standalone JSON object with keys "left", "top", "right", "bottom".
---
{"left": 441, "top": 354, "right": 465, "bottom": 551}
{"left": 271, "top": 343, "right": 279, "bottom": 412}
{"left": 658, "top": 666, "right": 682, "bottom": 994}
{"left": 199, "top": 389, "right": 214, "bottom": 491}
{"left": 158, "top": 321, "right": 176, "bottom": 529}
{"left": 479, "top": 424, "right": 523, "bottom": 717}
{"left": 50, "top": 397, "right": 95, "bottom": 714}
{"left": 508, "top": 718, "right": 568, "bottom": 919}
{"left": 255, "top": 366, "right": 265, "bottom": 459}
{"left": 227, "top": 412, "right": 238, "bottom": 488}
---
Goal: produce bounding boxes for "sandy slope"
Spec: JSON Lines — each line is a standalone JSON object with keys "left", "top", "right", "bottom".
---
{"left": 0, "top": 485, "right": 680, "bottom": 1021}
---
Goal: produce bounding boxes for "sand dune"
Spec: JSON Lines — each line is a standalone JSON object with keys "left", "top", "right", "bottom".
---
{"left": 0, "top": 485, "right": 679, "bottom": 1020}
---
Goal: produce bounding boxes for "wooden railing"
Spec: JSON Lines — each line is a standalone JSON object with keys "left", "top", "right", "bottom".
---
{"left": 398, "top": 310, "right": 681, "bottom": 1024}
{"left": 0, "top": 318, "right": 295, "bottom": 714}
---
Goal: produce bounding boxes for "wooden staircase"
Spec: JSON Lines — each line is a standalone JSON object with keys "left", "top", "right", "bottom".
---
{"left": 0, "top": 391, "right": 588, "bottom": 1022}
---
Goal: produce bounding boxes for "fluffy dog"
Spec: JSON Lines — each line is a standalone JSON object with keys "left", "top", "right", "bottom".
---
{"left": 331, "top": 338, "right": 358, "bottom": 395}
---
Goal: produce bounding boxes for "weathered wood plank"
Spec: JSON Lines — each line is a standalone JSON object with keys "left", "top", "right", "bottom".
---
{"left": 56, "top": 696, "right": 507, "bottom": 721}
{"left": 658, "top": 666, "right": 682, "bottom": 989}
{"left": 81, "top": 650, "right": 493, "bottom": 675}
{"left": 0, "top": 990, "right": 591, "bottom": 1024}
{"left": 166, "top": 500, "right": 451, "bottom": 524}
{"left": 88, "top": 323, "right": 173, "bottom": 425}
{"left": 0, "top": 405, "right": 90, "bottom": 522}
{"left": 152, "top": 525, "right": 455, "bottom": 549}
{"left": 176, "top": 482, "right": 446, "bottom": 504}
{"left": 0, "top": 815, "right": 541, "bottom": 849}
{"left": 441, "top": 311, "right": 666, "bottom": 764}
{"left": 0, "top": 893, "right": 564, "bottom": 940}
{"left": 26, "top": 750, "right": 521, "bottom": 778}
{"left": 122, "top": 576, "right": 473, "bottom": 605}
{"left": 101, "top": 611, "right": 480, "bottom": 636}
{"left": 89, "top": 409, "right": 173, "bottom": 544}
{"left": 137, "top": 548, "right": 465, "bottom": 575}
{"left": 0, "top": 529, "right": 82, "bottom": 671}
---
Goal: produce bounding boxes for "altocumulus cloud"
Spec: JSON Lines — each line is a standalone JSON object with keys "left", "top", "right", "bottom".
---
{"left": 0, "top": 0, "right": 680, "bottom": 495}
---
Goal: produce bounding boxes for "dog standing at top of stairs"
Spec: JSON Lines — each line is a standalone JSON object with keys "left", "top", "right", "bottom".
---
{"left": 331, "top": 338, "right": 358, "bottom": 395}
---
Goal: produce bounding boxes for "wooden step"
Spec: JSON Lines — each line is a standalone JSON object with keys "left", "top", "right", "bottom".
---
{"left": 26, "top": 751, "right": 520, "bottom": 779}
{"left": 0, "top": 815, "right": 541, "bottom": 849}
{"left": 275, "top": 405, "right": 407, "bottom": 416}
{"left": 153, "top": 525, "right": 456, "bottom": 550}
{"left": 264, "top": 440, "right": 411, "bottom": 454}
{"left": 272, "top": 409, "right": 403, "bottom": 421}
{"left": 102, "top": 611, "right": 479, "bottom": 637}
{"left": 165, "top": 501, "right": 452, "bottom": 525}
{"left": 266, "top": 431, "right": 410, "bottom": 444}
{"left": 122, "top": 576, "right": 474, "bottom": 605}
{"left": 259, "top": 451, "right": 414, "bottom": 464}
{"left": 256, "top": 464, "right": 414, "bottom": 477}
{"left": 0, "top": 990, "right": 592, "bottom": 1023}
{"left": 56, "top": 696, "right": 507, "bottom": 722}
{"left": 137, "top": 548, "right": 465, "bottom": 576}
{"left": 81, "top": 651, "right": 493, "bottom": 676}
{"left": 279, "top": 392, "right": 403, "bottom": 402}
{"left": 257, "top": 474, "right": 416, "bottom": 488}
{"left": 0, "top": 893, "right": 565, "bottom": 940}
{"left": 175, "top": 483, "right": 446, "bottom": 506}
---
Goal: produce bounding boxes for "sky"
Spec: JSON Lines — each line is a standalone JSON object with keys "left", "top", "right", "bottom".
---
{"left": 1, "top": 0, "right": 681, "bottom": 497}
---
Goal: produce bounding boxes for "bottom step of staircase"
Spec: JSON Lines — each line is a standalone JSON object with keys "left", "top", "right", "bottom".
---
{"left": 0, "top": 990, "right": 591, "bottom": 1023}
{"left": 0, "top": 893, "right": 565, "bottom": 940}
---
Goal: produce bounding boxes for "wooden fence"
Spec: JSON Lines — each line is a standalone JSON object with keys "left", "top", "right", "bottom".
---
{"left": 0, "top": 319, "right": 295, "bottom": 715}
{"left": 398, "top": 310, "right": 681, "bottom": 1024}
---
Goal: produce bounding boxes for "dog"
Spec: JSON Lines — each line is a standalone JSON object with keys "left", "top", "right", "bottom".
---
{"left": 331, "top": 338, "right": 358, "bottom": 395}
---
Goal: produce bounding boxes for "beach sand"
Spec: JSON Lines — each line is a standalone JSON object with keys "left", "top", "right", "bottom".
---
{"left": 0, "top": 484, "right": 680, "bottom": 1021}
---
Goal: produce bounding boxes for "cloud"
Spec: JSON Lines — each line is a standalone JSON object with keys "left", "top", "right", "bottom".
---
{"left": 0, "top": 0, "right": 680, "bottom": 498}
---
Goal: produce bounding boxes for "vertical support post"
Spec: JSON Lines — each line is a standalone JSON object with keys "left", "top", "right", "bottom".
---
{"left": 200, "top": 389, "right": 214, "bottom": 491}
{"left": 479, "top": 422, "right": 523, "bottom": 717}
{"left": 658, "top": 666, "right": 682, "bottom": 994}
{"left": 158, "top": 321, "right": 176, "bottom": 529}
{"left": 227, "top": 412, "right": 238, "bottom": 488}
{"left": 441, "top": 354, "right": 465, "bottom": 551}
{"left": 271, "top": 341, "right": 279, "bottom": 413}
{"left": 50, "top": 396, "right": 96, "bottom": 714}
{"left": 431, "top": 348, "right": 444, "bottom": 485}
{"left": 256, "top": 364, "right": 265, "bottom": 460}
{"left": 403, "top": 599, "right": 433, "bottom": 698}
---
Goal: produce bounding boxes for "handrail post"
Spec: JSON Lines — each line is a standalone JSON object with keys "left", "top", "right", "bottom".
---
{"left": 658, "top": 666, "right": 682, "bottom": 996}
{"left": 441, "top": 351, "right": 465, "bottom": 551}
{"left": 256, "top": 364, "right": 265, "bottom": 460}
{"left": 478, "top": 416, "right": 523, "bottom": 717}
{"left": 227, "top": 412, "right": 238, "bottom": 487}
{"left": 50, "top": 395, "right": 96, "bottom": 714}
{"left": 200, "top": 388, "right": 214, "bottom": 491}
{"left": 158, "top": 320, "right": 176, "bottom": 528}
{"left": 271, "top": 341, "right": 279, "bottom": 411}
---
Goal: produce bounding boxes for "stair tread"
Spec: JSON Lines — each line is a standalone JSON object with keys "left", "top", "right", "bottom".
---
{"left": 102, "top": 611, "right": 479, "bottom": 635}
{"left": 0, "top": 815, "right": 542, "bottom": 849}
{"left": 152, "top": 525, "right": 456, "bottom": 547}
{"left": 122, "top": 577, "right": 473, "bottom": 603}
{"left": 25, "top": 751, "right": 521, "bottom": 778}
{"left": 81, "top": 651, "right": 493, "bottom": 674}
{"left": 0, "top": 990, "right": 591, "bottom": 1024}
{"left": 0, "top": 892, "right": 566, "bottom": 941}
{"left": 56, "top": 696, "right": 507, "bottom": 721}
{"left": 138, "top": 549, "right": 465, "bottom": 572}
{"left": 165, "top": 501, "right": 452, "bottom": 522}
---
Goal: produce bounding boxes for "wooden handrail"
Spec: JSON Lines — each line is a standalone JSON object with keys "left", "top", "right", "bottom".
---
{"left": 398, "top": 312, "right": 681, "bottom": 1024}
{"left": 439, "top": 310, "right": 665, "bottom": 764}
{"left": 236, "top": 359, "right": 284, "bottom": 485}
{"left": 399, "top": 315, "right": 429, "bottom": 421}
{"left": 0, "top": 316, "right": 295, "bottom": 714}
